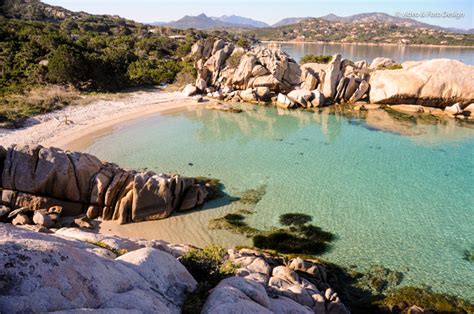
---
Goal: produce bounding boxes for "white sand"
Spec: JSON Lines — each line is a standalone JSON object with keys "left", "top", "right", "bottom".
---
{"left": 0, "top": 89, "right": 200, "bottom": 150}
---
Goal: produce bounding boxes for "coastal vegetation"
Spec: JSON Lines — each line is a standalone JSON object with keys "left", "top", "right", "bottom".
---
{"left": 300, "top": 54, "right": 333, "bottom": 64}
{"left": 0, "top": 0, "right": 255, "bottom": 126}
{"left": 377, "top": 63, "right": 403, "bottom": 70}
{"left": 88, "top": 240, "right": 129, "bottom": 256}
{"left": 180, "top": 245, "right": 237, "bottom": 313}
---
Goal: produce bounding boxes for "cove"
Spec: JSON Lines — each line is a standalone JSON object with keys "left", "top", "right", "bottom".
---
{"left": 81, "top": 104, "right": 474, "bottom": 301}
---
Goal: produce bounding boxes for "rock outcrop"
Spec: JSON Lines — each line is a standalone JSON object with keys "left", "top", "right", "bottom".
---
{"left": 0, "top": 223, "right": 197, "bottom": 313}
{"left": 0, "top": 145, "right": 209, "bottom": 225}
{"left": 183, "top": 39, "right": 474, "bottom": 112}
{"left": 227, "top": 249, "right": 350, "bottom": 314}
{"left": 190, "top": 39, "right": 302, "bottom": 94}
{"left": 369, "top": 59, "right": 474, "bottom": 107}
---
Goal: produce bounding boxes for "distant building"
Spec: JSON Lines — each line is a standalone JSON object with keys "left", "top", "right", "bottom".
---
{"left": 168, "top": 35, "right": 187, "bottom": 39}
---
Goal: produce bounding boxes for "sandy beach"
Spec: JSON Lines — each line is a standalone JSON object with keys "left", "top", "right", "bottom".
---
{"left": 0, "top": 89, "right": 201, "bottom": 150}
{"left": 0, "top": 87, "right": 250, "bottom": 247}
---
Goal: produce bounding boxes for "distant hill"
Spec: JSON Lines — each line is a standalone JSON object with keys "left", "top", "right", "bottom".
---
{"left": 1, "top": 0, "right": 86, "bottom": 21}
{"left": 213, "top": 15, "right": 269, "bottom": 28}
{"left": 166, "top": 13, "right": 266, "bottom": 29}
{"left": 272, "top": 17, "right": 311, "bottom": 27}
{"left": 272, "top": 13, "right": 472, "bottom": 34}
{"left": 247, "top": 17, "right": 474, "bottom": 46}
{"left": 319, "top": 12, "right": 440, "bottom": 29}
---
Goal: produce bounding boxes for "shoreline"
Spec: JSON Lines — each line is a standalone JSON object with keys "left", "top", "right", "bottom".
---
{"left": 260, "top": 40, "right": 474, "bottom": 49}
{"left": 0, "top": 89, "right": 201, "bottom": 151}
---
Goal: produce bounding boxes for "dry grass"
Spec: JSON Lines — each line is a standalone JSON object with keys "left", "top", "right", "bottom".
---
{"left": 0, "top": 85, "right": 119, "bottom": 128}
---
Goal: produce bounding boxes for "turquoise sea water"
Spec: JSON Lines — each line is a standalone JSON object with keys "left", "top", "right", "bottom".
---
{"left": 84, "top": 105, "right": 474, "bottom": 300}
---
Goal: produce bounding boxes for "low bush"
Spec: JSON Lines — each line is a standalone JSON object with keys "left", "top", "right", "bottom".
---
{"left": 300, "top": 54, "right": 333, "bottom": 64}
{"left": 377, "top": 63, "right": 403, "bottom": 70}
{"left": 180, "top": 245, "right": 237, "bottom": 314}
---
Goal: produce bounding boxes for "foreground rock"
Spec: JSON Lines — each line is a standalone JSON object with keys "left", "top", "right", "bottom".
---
{"left": 0, "top": 224, "right": 196, "bottom": 313}
{"left": 0, "top": 145, "right": 209, "bottom": 225}
{"left": 369, "top": 59, "right": 474, "bottom": 107}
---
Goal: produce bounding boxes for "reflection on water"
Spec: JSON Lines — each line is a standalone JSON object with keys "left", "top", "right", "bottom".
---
{"left": 179, "top": 104, "right": 474, "bottom": 145}
{"left": 265, "top": 42, "right": 474, "bottom": 65}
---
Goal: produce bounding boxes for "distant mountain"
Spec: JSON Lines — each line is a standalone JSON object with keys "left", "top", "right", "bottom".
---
{"left": 319, "top": 12, "right": 439, "bottom": 29}
{"left": 213, "top": 15, "right": 269, "bottom": 28}
{"left": 272, "top": 17, "right": 311, "bottom": 27}
{"left": 165, "top": 13, "right": 264, "bottom": 29}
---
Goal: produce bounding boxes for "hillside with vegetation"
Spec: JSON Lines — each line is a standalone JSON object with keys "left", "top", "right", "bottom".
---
{"left": 0, "top": 0, "right": 252, "bottom": 126}
{"left": 247, "top": 18, "right": 474, "bottom": 46}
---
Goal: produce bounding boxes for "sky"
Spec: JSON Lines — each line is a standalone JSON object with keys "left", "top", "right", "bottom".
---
{"left": 43, "top": 0, "right": 473, "bottom": 29}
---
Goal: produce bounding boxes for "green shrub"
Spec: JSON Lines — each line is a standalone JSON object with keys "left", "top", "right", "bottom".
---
{"left": 376, "top": 63, "right": 403, "bottom": 70}
{"left": 300, "top": 54, "right": 333, "bottom": 64}
{"left": 47, "top": 45, "right": 88, "bottom": 85}
{"left": 225, "top": 51, "right": 244, "bottom": 69}
{"left": 180, "top": 245, "right": 237, "bottom": 314}
{"left": 127, "top": 59, "right": 182, "bottom": 85}
{"left": 236, "top": 38, "right": 251, "bottom": 49}
{"left": 88, "top": 241, "right": 128, "bottom": 256}
{"left": 173, "top": 61, "right": 197, "bottom": 87}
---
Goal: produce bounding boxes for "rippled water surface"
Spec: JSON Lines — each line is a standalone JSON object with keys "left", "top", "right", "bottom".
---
{"left": 265, "top": 42, "right": 474, "bottom": 65}
{"left": 83, "top": 105, "right": 474, "bottom": 300}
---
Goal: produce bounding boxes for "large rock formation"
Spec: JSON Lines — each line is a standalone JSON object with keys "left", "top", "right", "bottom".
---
{"left": 184, "top": 40, "right": 369, "bottom": 107}
{"left": 0, "top": 223, "right": 197, "bottom": 313}
{"left": 183, "top": 39, "right": 474, "bottom": 112}
{"left": 369, "top": 59, "right": 474, "bottom": 107}
{"left": 0, "top": 145, "right": 209, "bottom": 225}
{"left": 190, "top": 39, "right": 302, "bottom": 94}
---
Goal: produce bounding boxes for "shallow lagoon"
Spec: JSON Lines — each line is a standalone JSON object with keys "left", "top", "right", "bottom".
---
{"left": 83, "top": 105, "right": 474, "bottom": 301}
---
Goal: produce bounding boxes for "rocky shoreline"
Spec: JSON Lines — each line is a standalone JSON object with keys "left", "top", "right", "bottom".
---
{"left": 181, "top": 39, "right": 474, "bottom": 121}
